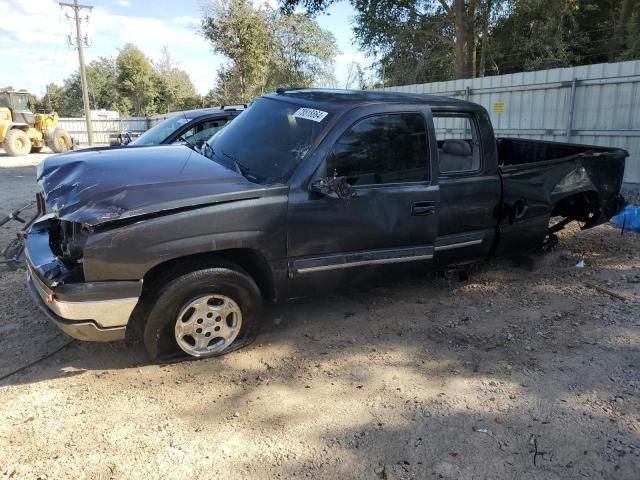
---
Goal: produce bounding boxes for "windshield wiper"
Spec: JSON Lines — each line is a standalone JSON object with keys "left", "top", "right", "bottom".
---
{"left": 220, "top": 150, "right": 262, "bottom": 183}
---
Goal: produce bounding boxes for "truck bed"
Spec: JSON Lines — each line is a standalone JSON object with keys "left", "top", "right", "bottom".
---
{"left": 494, "top": 137, "right": 627, "bottom": 256}
{"left": 497, "top": 137, "right": 625, "bottom": 168}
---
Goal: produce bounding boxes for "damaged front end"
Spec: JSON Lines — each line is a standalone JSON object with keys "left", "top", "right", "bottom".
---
{"left": 26, "top": 210, "right": 142, "bottom": 342}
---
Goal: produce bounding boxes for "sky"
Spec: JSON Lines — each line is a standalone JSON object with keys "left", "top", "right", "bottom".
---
{"left": 0, "top": 0, "right": 373, "bottom": 99}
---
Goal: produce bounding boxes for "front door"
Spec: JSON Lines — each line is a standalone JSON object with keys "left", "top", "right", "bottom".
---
{"left": 286, "top": 106, "right": 440, "bottom": 297}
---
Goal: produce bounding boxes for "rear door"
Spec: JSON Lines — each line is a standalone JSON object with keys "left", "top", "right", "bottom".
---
{"left": 286, "top": 105, "right": 440, "bottom": 295}
{"left": 430, "top": 110, "right": 501, "bottom": 265}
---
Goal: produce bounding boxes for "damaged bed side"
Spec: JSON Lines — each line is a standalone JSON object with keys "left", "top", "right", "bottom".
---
{"left": 495, "top": 138, "right": 627, "bottom": 256}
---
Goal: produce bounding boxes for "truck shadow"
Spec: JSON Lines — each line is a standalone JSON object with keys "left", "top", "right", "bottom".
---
{"left": 1, "top": 253, "right": 637, "bottom": 387}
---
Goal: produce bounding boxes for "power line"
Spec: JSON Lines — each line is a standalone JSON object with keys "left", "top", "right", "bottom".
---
{"left": 60, "top": 0, "right": 94, "bottom": 146}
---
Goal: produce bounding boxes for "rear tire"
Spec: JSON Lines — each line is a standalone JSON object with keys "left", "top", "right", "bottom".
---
{"left": 3, "top": 129, "right": 31, "bottom": 156}
{"left": 48, "top": 128, "right": 71, "bottom": 153}
{"left": 143, "top": 264, "right": 262, "bottom": 362}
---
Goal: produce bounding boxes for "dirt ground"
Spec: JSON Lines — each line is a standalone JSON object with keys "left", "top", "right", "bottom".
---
{"left": 0, "top": 153, "right": 639, "bottom": 480}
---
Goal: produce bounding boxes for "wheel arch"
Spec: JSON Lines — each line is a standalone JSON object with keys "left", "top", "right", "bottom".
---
{"left": 141, "top": 248, "right": 277, "bottom": 303}
{"left": 551, "top": 190, "right": 600, "bottom": 223}
{"left": 126, "top": 248, "right": 276, "bottom": 344}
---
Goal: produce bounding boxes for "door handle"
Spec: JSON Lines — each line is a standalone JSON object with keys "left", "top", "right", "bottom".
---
{"left": 411, "top": 201, "right": 435, "bottom": 216}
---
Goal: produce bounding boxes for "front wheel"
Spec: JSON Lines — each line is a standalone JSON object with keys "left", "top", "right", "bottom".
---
{"left": 48, "top": 128, "right": 72, "bottom": 153}
{"left": 143, "top": 265, "right": 262, "bottom": 361}
{"left": 3, "top": 129, "right": 31, "bottom": 156}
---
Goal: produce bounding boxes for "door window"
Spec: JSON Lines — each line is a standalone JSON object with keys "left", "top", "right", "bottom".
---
{"left": 432, "top": 114, "right": 481, "bottom": 173}
{"left": 327, "top": 113, "right": 429, "bottom": 186}
{"left": 178, "top": 119, "right": 229, "bottom": 144}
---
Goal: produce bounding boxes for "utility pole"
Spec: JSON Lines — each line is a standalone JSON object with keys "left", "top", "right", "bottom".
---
{"left": 61, "top": 0, "right": 94, "bottom": 146}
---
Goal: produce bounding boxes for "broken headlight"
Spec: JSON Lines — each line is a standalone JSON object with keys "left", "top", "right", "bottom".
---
{"left": 49, "top": 219, "right": 89, "bottom": 265}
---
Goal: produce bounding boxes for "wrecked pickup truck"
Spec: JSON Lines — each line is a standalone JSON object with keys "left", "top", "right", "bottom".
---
{"left": 25, "top": 88, "right": 627, "bottom": 361}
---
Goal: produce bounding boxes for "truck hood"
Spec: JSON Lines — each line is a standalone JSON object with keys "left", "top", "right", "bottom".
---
{"left": 37, "top": 145, "right": 281, "bottom": 226}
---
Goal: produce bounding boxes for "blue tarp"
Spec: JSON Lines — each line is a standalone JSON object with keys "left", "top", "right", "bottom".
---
{"left": 613, "top": 205, "right": 640, "bottom": 232}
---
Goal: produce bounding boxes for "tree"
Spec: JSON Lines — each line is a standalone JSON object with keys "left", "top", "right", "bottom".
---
{"left": 86, "top": 57, "right": 120, "bottom": 111}
{"left": 36, "top": 83, "right": 66, "bottom": 114}
{"left": 201, "top": 1, "right": 338, "bottom": 104}
{"left": 352, "top": 0, "right": 457, "bottom": 85}
{"left": 267, "top": 12, "right": 338, "bottom": 89}
{"left": 620, "top": 5, "right": 640, "bottom": 60}
{"left": 116, "top": 44, "right": 158, "bottom": 116}
{"left": 154, "top": 46, "right": 199, "bottom": 113}
{"left": 609, "top": 0, "right": 640, "bottom": 62}
{"left": 282, "top": 0, "right": 640, "bottom": 86}
{"left": 47, "top": 57, "right": 120, "bottom": 116}
{"left": 489, "top": 0, "right": 617, "bottom": 74}
{"left": 207, "top": 65, "right": 247, "bottom": 105}
{"left": 344, "top": 61, "right": 365, "bottom": 89}
{"left": 285, "top": 0, "right": 503, "bottom": 81}
{"left": 201, "top": 0, "right": 273, "bottom": 103}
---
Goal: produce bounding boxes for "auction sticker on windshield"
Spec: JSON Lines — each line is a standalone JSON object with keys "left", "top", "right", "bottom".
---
{"left": 293, "top": 108, "right": 328, "bottom": 123}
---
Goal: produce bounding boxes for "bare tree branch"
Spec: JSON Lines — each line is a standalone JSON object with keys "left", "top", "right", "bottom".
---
{"left": 437, "top": 0, "right": 451, "bottom": 14}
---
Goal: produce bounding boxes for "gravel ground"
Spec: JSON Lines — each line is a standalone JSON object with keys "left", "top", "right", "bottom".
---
{"left": 0, "top": 154, "right": 638, "bottom": 480}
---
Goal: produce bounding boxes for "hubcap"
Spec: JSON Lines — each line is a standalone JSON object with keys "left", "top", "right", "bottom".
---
{"left": 16, "top": 138, "right": 24, "bottom": 148}
{"left": 174, "top": 294, "right": 242, "bottom": 357}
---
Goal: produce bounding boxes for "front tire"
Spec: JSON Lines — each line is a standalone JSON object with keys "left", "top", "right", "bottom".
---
{"left": 143, "top": 265, "right": 262, "bottom": 362}
{"left": 3, "top": 129, "right": 31, "bottom": 156}
{"left": 48, "top": 127, "right": 71, "bottom": 153}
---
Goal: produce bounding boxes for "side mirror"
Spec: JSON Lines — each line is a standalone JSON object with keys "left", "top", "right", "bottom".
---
{"left": 310, "top": 176, "right": 356, "bottom": 199}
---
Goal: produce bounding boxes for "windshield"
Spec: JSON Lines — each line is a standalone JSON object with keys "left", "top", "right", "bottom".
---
{"left": 132, "top": 113, "right": 189, "bottom": 145}
{"left": 205, "top": 98, "right": 333, "bottom": 184}
{"left": 13, "top": 94, "right": 30, "bottom": 112}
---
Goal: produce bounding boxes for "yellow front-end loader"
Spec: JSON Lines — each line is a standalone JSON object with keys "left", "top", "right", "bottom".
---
{"left": 0, "top": 90, "right": 72, "bottom": 156}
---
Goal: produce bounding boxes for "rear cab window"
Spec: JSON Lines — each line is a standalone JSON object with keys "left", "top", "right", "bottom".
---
{"left": 327, "top": 113, "right": 430, "bottom": 186}
{"left": 432, "top": 113, "right": 482, "bottom": 174}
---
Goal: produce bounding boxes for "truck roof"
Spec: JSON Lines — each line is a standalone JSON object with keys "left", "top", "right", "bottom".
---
{"left": 264, "top": 88, "right": 477, "bottom": 113}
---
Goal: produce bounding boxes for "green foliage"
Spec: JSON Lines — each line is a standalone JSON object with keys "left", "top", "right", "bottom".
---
{"left": 38, "top": 44, "right": 203, "bottom": 117}
{"left": 154, "top": 46, "right": 200, "bottom": 113}
{"left": 353, "top": 0, "right": 456, "bottom": 85}
{"left": 35, "top": 83, "right": 66, "bottom": 114}
{"left": 621, "top": 8, "right": 640, "bottom": 59}
{"left": 267, "top": 12, "right": 338, "bottom": 88}
{"left": 201, "top": 0, "right": 273, "bottom": 103}
{"left": 281, "top": 0, "right": 640, "bottom": 86}
{"left": 491, "top": 0, "right": 589, "bottom": 73}
{"left": 201, "top": 0, "right": 338, "bottom": 104}
{"left": 116, "top": 44, "right": 158, "bottom": 116}
{"left": 57, "top": 57, "right": 122, "bottom": 116}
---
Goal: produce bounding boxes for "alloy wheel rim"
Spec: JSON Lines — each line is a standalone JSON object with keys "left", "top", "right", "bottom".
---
{"left": 174, "top": 294, "right": 242, "bottom": 357}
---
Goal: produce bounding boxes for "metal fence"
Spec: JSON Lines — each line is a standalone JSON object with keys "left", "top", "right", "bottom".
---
{"left": 59, "top": 60, "right": 640, "bottom": 184}
{"left": 58, "top": 112, "right": 176, "bottom": 145}
{"left": 383, "top": 60, "right": 640, "bottom": 184}
{"left": 58, "top": 117, "right": 149, "bottom": 145}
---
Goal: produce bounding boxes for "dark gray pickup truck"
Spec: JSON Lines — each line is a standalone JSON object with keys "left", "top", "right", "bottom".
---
{"left": 25, "top": 89, "right": 627, "bottom": 361}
